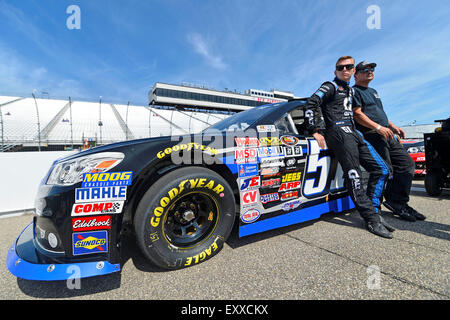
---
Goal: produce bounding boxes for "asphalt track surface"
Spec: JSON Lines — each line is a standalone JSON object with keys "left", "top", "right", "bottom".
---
{"left": 0, "top": 178, "right": 448, "bottom": 301}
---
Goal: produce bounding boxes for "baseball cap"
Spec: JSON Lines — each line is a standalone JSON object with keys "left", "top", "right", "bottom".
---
{"left": 356, "top": 61, "right": 377, "bottom": 72}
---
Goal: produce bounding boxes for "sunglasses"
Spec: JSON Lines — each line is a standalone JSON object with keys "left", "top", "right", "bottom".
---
{"left": 357, "top": 67, "right": 375, "bottom": 73}
{"left": 336, "top": 64, "right": 354, "bottom": 71}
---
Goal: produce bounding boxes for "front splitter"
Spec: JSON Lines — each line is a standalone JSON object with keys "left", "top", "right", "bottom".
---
{"left": 6, "top": 222, "right": 121, "bottom": 281}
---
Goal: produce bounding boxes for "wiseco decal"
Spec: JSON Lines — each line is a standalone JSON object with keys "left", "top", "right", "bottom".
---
{"left": 235, "top": 137, "right": 260, "bottom": 148}
{"left": 72, "top": 216, "right": 111, "bottom": 231}
{"left": 71, "top": 201, "right": 124, "bottom": 216}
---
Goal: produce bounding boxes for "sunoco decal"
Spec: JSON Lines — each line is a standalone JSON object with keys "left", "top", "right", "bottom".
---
{"left": 72, "top": 230, "right": 108, "bottom": 255}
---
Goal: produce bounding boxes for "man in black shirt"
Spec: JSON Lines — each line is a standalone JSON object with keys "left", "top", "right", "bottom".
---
{"left": 353, "top": 61, "right": 426, "bottom": 221}
{"left": 305, "top": 56, "right": 394, "bottom": 238}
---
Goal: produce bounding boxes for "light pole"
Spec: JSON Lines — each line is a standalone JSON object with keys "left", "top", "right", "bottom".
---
{"left": 98, "top": 96, "right": 103, "bottom": 145}
{"left": 32, "top": 90, "right": 41, "bottom": 151}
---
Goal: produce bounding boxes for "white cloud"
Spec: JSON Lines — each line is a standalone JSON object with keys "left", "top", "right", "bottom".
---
{"left": 187, "top": 33, "right": 227, "bottom": 70}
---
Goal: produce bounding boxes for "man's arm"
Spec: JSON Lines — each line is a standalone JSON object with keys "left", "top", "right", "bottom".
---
{"left": 304, "top": 82, "right": 334, "bottom": 148}
{"left": 353, "top": 107, "right": 394, "bottom": 140}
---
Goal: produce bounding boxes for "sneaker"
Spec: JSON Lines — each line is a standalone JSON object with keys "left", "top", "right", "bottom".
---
{"left": 405, "top": 204, "right": 426, "bottom": 220}
{"left": 383, "top": 201, "right": 416, "bottom": 222}
{"left": 366, "top": 221, "right": 393, "bottom": 239}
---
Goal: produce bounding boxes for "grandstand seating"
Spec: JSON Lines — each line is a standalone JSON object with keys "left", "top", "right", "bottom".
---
{"left": 0, "top": 95, "right": 230, "bottom": 149}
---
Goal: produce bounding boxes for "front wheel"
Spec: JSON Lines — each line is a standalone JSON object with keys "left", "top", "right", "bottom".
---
{"left": 134, "top": 167, "right": 235, "bottom": 270}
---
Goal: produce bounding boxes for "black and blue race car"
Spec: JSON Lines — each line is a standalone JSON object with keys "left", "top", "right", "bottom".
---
{"left": 7, "top": 99, "right": 354, "bottom": 281}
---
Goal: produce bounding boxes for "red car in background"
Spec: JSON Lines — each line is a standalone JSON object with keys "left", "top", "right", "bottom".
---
{"left": 400, "top": 140, "right": 426, "bottom": 175}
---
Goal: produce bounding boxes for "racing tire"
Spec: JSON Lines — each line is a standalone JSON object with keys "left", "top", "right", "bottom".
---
{"left": 425, "top": 170, "right": 442, "bottom": 196}
{"left": 134, "top": 166, "right": 235, "bottom": 270}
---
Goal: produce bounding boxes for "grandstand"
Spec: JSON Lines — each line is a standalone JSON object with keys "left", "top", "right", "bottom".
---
{"left": 0, "top": 95, "right": 229, "bottom": 152}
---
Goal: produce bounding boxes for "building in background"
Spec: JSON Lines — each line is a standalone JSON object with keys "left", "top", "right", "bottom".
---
{"left": 148, "top": 82, "right": 297, "bottom": 112}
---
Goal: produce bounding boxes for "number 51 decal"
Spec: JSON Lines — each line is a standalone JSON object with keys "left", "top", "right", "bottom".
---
{"left": 302, "top": 139, "right": 345, "bottom": 198}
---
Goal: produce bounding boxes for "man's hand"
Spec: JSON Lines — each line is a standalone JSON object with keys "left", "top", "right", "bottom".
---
{"left": 313, "top": 132, "right": 326, "bottom": 149}
{"left": 377, "top": 126, "right": 394, "bottom": 140}
{"left": 389, "top": 124, "right": 405, "bottom": 139}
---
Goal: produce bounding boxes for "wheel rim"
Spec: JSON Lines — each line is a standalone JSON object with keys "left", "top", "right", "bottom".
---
{"left": 163, "top": 192, "right": 219, "bottom": 248}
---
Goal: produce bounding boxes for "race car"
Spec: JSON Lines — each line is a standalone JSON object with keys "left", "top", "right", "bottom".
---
{"left": 400, "top": 139, "right": 426, "bottom": 175}
{"left": 7, "top": 99, "right": 354, "bottom": 281}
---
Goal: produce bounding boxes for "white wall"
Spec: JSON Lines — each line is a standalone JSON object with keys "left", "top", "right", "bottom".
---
{"left": 0, "top": 151, "right": 77, "bottom": 213}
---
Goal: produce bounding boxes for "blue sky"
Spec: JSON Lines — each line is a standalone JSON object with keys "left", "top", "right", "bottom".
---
{"left": 0, "top": 0, "right": 449, "bottom": 125}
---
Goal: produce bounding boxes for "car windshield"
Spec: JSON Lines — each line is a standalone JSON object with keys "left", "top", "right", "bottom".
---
{"left": 203, "top": 104, "right": 281, "bottom": 133}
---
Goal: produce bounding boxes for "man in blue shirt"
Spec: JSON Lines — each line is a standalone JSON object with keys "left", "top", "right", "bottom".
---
{"left": 352, "top": 61, "right": 426, "bottom": 221}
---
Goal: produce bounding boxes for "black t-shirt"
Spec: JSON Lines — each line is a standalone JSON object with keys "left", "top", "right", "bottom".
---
{"left": 352, "top": 85, "right": 389, "bottom": 133}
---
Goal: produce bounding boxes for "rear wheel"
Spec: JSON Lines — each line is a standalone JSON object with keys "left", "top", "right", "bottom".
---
{"left": 134, "top": 167, "right": 235, "bottom": 269}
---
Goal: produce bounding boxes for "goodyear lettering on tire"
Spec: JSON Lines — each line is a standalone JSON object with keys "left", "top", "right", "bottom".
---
{"left": 150, "top": 178, "right": 224, "bottom": 228}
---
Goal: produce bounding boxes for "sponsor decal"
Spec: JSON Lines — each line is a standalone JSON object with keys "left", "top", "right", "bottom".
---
{"left": 285, "top": 158, "right": 296, "bottom": 167}
{"left": 261, "top": 178, "right": 281, "bottom": 188}
{"left": 260, "top": 193, "right": 280, "bottom": 204}
{"left": 256, "top": 125, "right": 276, "bottom": 133}
{"left": 279, "top": 181, "right": 302, "bottom": 191}
{"left": 235, "top": 148, "right": 257, "bottom": 164}
{"left": 281, "top": 191, "right": 298, "bottom": 201}
{"left": 348, "top": 169, "right": 361, "bottom": 190}
{"left": 75, "top": 186, "right": 127, "bottom": 203}
{"left": 282, "top": 199, "right": 302, "bottom": 212}
{"left": 260, "top": 158, "right": 285, "bottom": 168}
{"left": 261, "top": 167, "right": 279, "bottom": 176}
{"left": 82, "top": 171, "right": 132, "bottom": 188}
{"left": 257, "top": 146, "right": 284, "bottom": 159}
{"left": 151, "top": 178, "right": 224, "bottom": 227}
{"left": 242, "top": 190, "right": 258, "bottom": 206}
{"left": 72, "top": 216, "right": 111, "bottom": 231}
{"left": 184, "top": 237, "right": 221, "bottom": 266}
{"left": 237, "top": 163, "right": 259, "bottom": 178}
{"left": 157, "top": 143, "right": 217, "bottom": 159}
{"left": 235, "top": 137, "right": 260, "bottom": 148}
{"left": 241, "top": 208, "right": 261, "bottom": 223}
{"left": 281, "top": 135, "right": 300, "bottom": 146}
{"left": 282, "top": 172, "right": 302, "bottom": 183}
{"left": 71, "top": 201, "right": 124, "bottom": 216}
{"left": 72, "top": 231, "right": 108, "bottom": 255}
{"left": 239, "top": 176, "right": 260, "bottom": 191}
{"left": 284, "top": 146, "right": 303, "bottom": 157}
{"left": 259, "top": 137, "right": 281, "bottom": 147}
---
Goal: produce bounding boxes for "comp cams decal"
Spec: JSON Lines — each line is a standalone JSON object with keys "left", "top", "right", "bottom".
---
{"left": 71, "top": 201, "right": 124, "bottom": 216}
